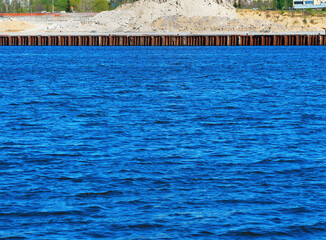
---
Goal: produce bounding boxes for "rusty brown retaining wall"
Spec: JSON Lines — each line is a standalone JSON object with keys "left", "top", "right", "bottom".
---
{"left": 1, "top": 35, "right": 326, "bottom": 46}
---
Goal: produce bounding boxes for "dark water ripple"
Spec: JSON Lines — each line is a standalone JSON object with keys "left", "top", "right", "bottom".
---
{"left": 0, "top": 46, "right": 326, "bottom": 239}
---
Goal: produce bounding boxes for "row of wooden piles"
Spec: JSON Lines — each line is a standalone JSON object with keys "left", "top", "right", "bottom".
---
{"left": 0, "top": 35, "right": 325, "bottom": 46}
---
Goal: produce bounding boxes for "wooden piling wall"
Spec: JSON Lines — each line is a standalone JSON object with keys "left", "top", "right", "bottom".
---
{"left": 0, "top": 35, "right": 325, "bottom": 46}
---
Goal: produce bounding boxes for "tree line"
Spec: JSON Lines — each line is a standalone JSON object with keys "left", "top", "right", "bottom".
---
{"left": 0, "top": 0, "right": 138, "bottom": 13}
{"left": 236, "top": 0, "right": 293, "bottom": 10}
{"left": 0, "top": 0, "right": 293, "bottom": 14}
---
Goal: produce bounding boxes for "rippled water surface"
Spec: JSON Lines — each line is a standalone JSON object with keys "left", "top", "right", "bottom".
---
{"left": 0, "top": 46, "right": 326, "bottom": 239}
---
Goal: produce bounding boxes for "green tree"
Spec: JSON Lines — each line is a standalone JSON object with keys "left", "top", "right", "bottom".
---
{"left": 54, "top": 0, "right": 67, "bottom": 11}
{"left": 286, "top": 0, "right": 292, "bottom": 8}
{"left": 93, "top": 0, "right": 108, "bottom": 12}
{"left": 70, "top": 0, "right": 81, "bottom": 12}
{"left": 9, "top": 0, "right": 28, "bottom": 12}
{"left": 0, "top": 0, "right": 6, "bottom": 12}
{"left": 40, "top": 0, "right": 52, "bottom": 12}
{"left": 66, "top": 0, "right": 72, "bottom": 12}
{"left": 31, "top": 0, "right": 46, "bottom": 12}
{"left": 277, "top": 0, "right": 285, "bottom": 9}
{"left": 272, "top": 0, "right": 290, "bottom": 10}
{"left": 272, "top": 0, "right": 277, "bottom": 9}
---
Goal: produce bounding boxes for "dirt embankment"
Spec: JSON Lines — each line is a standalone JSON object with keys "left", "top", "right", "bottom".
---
{"left": 0, "top": 20, "right": 35, "bottom": 32}
{"left": 238, "top": 9, "right": 326, "bottom": 33}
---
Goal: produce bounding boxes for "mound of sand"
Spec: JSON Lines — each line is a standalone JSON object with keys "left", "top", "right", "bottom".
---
{"left": 41, "top": 0, "right": 308, "bottom": 33}
{"left": 46, "top": 0, "right": 237, "bottom": 33}
{"left": 0, "top": 20, "right": 35, "bottom": 32}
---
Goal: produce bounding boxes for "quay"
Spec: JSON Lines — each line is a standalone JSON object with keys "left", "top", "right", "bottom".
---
{"left": 0, "top": 34, "right": 326, "bottom": 46}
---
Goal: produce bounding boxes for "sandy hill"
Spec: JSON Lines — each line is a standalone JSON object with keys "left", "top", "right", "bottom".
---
{"left": 0, "top": 20, "right": 35, "bottom": 32}
{"left": 8, "top": 1, "right": 326, "bottom": 34}
{"left": 46, "top": 0, "right": 238, "bottom": 33}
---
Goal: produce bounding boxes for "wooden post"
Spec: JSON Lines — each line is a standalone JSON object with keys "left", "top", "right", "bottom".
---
{"left": 249, "top": 36, "right": 253, "bottom": 46}
{"left": 284, "top": 36, "right": 288, "bottom": 46}
{"left": 68, "top": 36, "right": 71, "bottom": 46}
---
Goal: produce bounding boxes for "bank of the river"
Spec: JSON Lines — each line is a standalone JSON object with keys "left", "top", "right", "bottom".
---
{"left": 1, "top": 34, "right": 326, "bottom": 46}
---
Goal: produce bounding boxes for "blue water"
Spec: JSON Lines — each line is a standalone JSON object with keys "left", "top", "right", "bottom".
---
{"left": 0, "top": 46, "right": 325, "bottom": 239}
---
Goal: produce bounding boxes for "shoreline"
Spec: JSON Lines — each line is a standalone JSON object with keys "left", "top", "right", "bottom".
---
{"left": 1, "top": 31, "right": 325, "bottom": 36}
{"left": 1, "top": 34, "right": 325, "bottom": 46}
